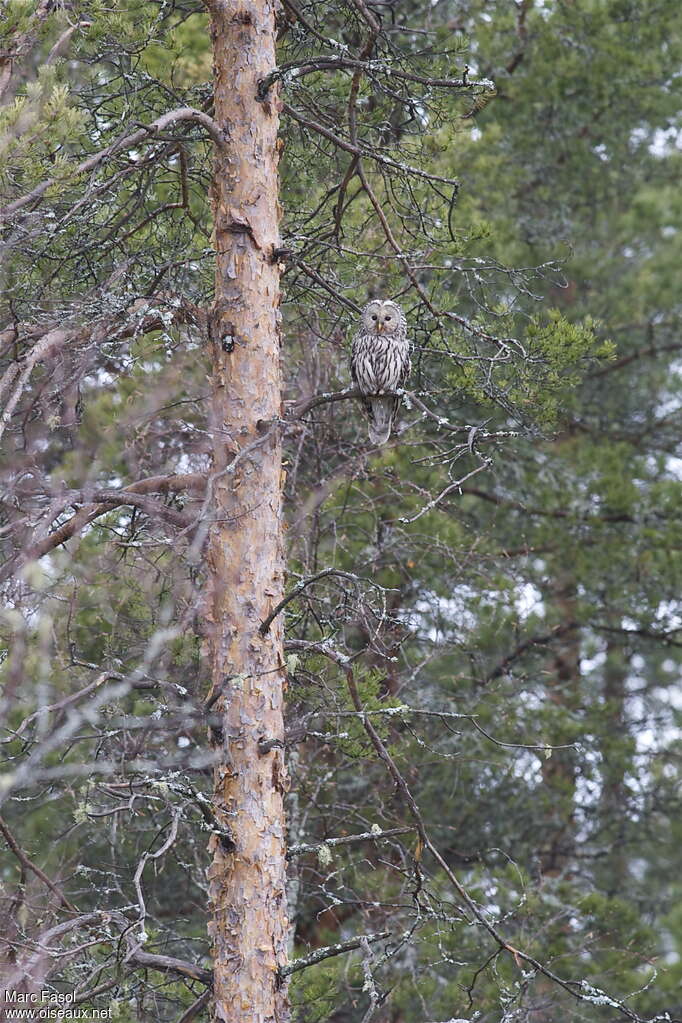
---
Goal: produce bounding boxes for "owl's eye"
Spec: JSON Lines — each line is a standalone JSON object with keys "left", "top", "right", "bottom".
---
{"left": 386, "top": 316, "right": 392, "bottom": 321}
{"left": 371, "top": 314, "right": 377, "bottom": 320}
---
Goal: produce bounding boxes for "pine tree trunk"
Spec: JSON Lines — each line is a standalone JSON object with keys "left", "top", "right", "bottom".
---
{"left": 540, "top": 576, "right": 579, "bottom": 877}
{"left": 205, "top": 3, "right": 289, "bottom": 1020}
{"left": 599, "top": 637, "right": 629, "bottom": 891}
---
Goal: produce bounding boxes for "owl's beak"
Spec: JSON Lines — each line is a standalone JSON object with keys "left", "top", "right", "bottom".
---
{"left": 377, "top": 322, "right": 385, "bottom": 334}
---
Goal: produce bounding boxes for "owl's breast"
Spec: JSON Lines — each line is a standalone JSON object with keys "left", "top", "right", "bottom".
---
{"left": 352, "top": 335, "right": 409, "bottom": 393}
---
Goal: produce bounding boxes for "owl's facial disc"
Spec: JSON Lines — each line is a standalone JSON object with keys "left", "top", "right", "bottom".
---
{"left": 365, "top": 300, "right": 399, "bottom": 334}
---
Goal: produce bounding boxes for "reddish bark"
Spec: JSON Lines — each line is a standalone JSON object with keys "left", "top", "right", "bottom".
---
{"left": 205, "top": 2, "right": 289, "bottom": 1020}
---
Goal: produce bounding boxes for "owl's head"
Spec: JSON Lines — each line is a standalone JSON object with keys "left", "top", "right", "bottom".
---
{"left": 361, "top": 300, "right": 402, "bottom": 335}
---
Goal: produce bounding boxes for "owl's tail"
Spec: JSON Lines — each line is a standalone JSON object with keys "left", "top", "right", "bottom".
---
{"left": 368, "top": 397, "right": 397, "bottom": 446}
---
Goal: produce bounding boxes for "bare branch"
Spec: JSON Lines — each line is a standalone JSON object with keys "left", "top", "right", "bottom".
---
{"left": 279, "top": 931, "right": 389, "bottom": 978}
{"left": 260, "top": 58, "right": 493, "bottom": 99}
{"left": 289, "top": 385, "right": 363, "bottom": 418}
{"left": 1, "top": 107, "right": 225, "bottom": 220}
{"left": 1, "top": 473, "right": 204, "bottom": 583}
{"left": 288, "top": 826, "right": 414, "bottom": 858}
{"left": 260, "top": 567, "right": 365, "bottom": 634}
{"left": 398, "top": 460, "right": 493, "bottom": 523}
{"left": 0, "top": 814, "right": 79, "bottom": 913}
{"left": 282, "top": 104, "right": 459, "bottom": 186}
{"left": 175, "top": 991, "right": 211, "bottom": 1023}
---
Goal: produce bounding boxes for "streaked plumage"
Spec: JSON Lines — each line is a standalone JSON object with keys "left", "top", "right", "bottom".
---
{"left": 350, "top": 300, "right": 411, "bottom": 445}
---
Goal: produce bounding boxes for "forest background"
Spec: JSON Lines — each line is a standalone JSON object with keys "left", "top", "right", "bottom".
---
{"left": 1, "top": 1, "right": 682, "bottom": 1022}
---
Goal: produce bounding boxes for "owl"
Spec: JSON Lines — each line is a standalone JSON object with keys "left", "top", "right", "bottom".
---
{"left": 350, "top": 300, "right": 411, "bottom": 445}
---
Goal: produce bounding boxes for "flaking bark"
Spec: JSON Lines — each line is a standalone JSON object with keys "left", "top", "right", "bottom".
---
{"left": 205, "top": 3, "right": 289, "bottom": 1021}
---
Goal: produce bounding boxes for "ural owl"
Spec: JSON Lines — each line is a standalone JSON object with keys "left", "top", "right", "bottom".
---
{"left": 350, "top": 299, "right": 411, "bottom": 445}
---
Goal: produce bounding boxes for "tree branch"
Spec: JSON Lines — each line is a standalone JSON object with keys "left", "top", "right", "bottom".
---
{"left": 288, "top": 826, "right": 414, "bottom": 858}
{"left": 282, "top": 104, "right": 459, "bottom": 186}
{"left": 1, "top": 107, "right": 226, "bottom": 220}
{"left": 260, "top": 568, "right": 362, "bottom": 634}
{"left": 289, "top": 385, "right": 363, "bottom": 418}
{"left": 175, "top": 991, "right": 211, "bottom": 1023}
{"left": 0, "top": 0, "right": 55, "bottom": 101}
{"left": 0, "top": 814, "right": 79, "bottom": 913}
{"left": 260, "top": 58, "right": 493, "bottom": 99}
{"left": 0, "top": 473, "right": 204, "bottom": 583}
{"left": 279, "top": 931, "right": 389, "bottom": 978}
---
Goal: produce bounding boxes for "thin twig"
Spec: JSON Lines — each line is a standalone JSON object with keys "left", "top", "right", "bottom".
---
{"left": 0, "top": 815, "right": 79, "bottom": 913}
